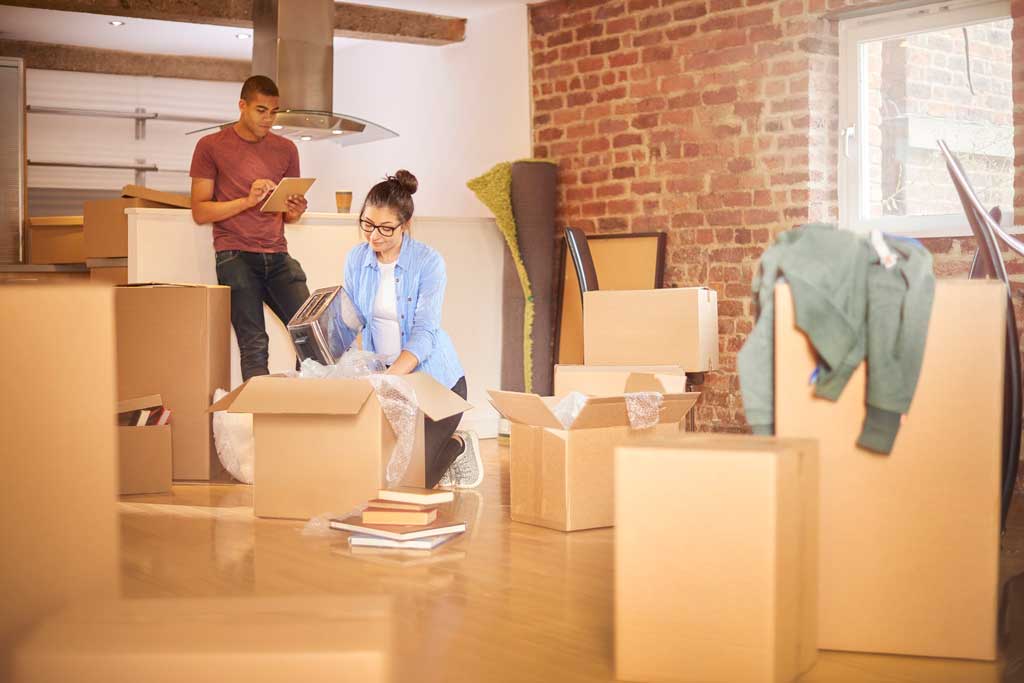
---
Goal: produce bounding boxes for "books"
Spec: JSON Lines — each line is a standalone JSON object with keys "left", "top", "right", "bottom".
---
{"left": 117, "top": 395, "right": 171, "bottom": 428}
{"left": 365, "top": 498, "right": 436, "bottom": 512}
{"left": 362, "top": 507, "right": 438, "bottom": 526}
{"left": 348, "top": 533, "right": 458, "bottom": 551}
{"left": 329, "top": 514, "right": 466, "bottom": 541}
{"left": 377, "top": 487, "right": 454, "bottom": 506}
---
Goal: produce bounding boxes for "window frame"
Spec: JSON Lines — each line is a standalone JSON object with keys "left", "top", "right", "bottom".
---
{"left": 837, "top": 0, "right": 1016, "bottom": 237}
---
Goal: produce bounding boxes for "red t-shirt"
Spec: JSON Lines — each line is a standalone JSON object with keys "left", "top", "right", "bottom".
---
{"left": 189, "top": 126, "right": 300, "bottom": 253}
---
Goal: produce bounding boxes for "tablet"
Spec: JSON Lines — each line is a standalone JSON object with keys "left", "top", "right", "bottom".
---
{"left": 259, "top": 177, "right": 317, "bottom": 213}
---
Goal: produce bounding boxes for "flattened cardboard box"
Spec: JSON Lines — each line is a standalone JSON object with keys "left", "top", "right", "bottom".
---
{"left": 84, "top": 185, "right": 191, "bottom": 259}
{"left": 1, "top": 285, "right": 119, "bottom": 653}
{"left": 211, "top": 373, "right": 472, "bottom": 520}
{"left": 12, "top": 595, "right": 392, "bottom": 683}
{"left": 583, "top": 287, "right": 719, "bottom": 371}
{"left": 615, "top": 435, "right": 818, "bottom": 683}
{"left": 27, "top": 216, "right": 85, "bottom": 265}
{"left": 488, "top": 390, "right": 698, "bottom": 531}
{"left": 775, "top": 281, "right": 1002, "bottom": 661}
{"left": 554, "top": 364, "right": 688, "bottom": 396}
{"left": 116, "top": 284, "right": 230, "bottom": 481}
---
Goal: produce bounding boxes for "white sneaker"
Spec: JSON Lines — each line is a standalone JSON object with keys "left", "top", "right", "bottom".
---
{"left": 439, "top": 430, "right": 483, "bottom": 489}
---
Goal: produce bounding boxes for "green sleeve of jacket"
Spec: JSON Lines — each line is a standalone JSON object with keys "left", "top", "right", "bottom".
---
{"left": 738, "top": 248, "right": 782, "bottom": 435}
{"left": 857, "top": 239, "right": 935, "bottom": 454}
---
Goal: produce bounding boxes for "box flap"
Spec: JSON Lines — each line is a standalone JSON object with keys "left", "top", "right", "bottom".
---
{"left": 402, "top": 372, "right": 473, "bottom": 421}
{"left": 209, "top": 376, "right": 375, "bottom": 415}
{"left": 659, "top": 392, "right": 700, "bottom": 422}
{"left": 569, "top": 396, "right": 633, "bottom": 429}
{"left": 487, "top": 390, "right": 564, "bottom": 429}
{"left": 117, "top": 394, "right": 163, "bottom": 413}
{"left": 117, "top": 282, "right": 225, "bottom": 290}
{"left": 121, "top": 184, "right": 191, "bottom": 209}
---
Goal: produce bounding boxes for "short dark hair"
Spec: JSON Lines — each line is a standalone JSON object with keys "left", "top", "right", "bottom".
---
{"left": 240, "top": 75, "right": 279, "bottom": 101}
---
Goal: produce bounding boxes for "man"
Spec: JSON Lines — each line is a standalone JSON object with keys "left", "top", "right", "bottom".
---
{"left": 190, "top": 75, "right": 310, "bottom": 380}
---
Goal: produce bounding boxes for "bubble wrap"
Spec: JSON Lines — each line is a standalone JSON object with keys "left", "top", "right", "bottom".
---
{"left": 624, "top": 392, "right": 663, "bottom": 430}
{"left": 552, "top": 391, "right": 589, "bottom": 429}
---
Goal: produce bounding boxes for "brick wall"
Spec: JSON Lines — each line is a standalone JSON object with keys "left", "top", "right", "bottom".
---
{"left": 530, "top": 0, "right": 1024, "bottom": 433}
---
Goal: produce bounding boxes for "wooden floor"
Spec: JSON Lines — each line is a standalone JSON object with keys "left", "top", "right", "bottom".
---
{"left": 120, "top": 440, "right": 1024, "bottom": 682}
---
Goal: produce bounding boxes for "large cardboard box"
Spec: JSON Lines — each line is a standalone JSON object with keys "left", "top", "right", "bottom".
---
{"left": 116, "top": 284, "right": 230, "bottom": 481}
{"left": 26, "top": 216, "right": 85, "bottom": 264}
{"left": 0, "top": 285, "right": 119, "bottom": 671}
{"left": 775, "top": 281, "right": 1003, "bottom": 661}
{"left": 210, "top": 373, "right": 473, "bottom": 520}
{"left": 488, "top": 390, "right": 698, "bottom": 531}
{"left": 553, "top": 364, "right": 688, "bottom": 396}
{"left": 89, "top": 259, "right": 129, "bottom": 286}
{"left": 583, "top": 287, "right": 719, "bottom": 371}
{"left": 11, "top": 596, "right": 392, "bottom": 683}
{"left": 615, "top": 435, "right": 819, "bottom": 683}
{"left": 84, "top": 185, "right": 190, "bottom": 259}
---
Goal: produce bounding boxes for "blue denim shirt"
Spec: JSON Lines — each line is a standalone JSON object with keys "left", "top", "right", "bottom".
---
{"left": 344, "top": 235, "right": 464, "bottom": 389}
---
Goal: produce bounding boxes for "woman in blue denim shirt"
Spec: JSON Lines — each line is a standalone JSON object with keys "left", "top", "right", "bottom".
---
{"left": 344, "top": 170, "right": 482, "bottom": 489}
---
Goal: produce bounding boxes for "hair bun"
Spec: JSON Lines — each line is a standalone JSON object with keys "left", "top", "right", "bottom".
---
{"left": 391, "top": 169, "right": 418, "bottom": 196}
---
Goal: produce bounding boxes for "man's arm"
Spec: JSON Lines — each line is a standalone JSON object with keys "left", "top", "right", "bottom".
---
{"left": 190, "top": 177, "right": 276, "bottom": 225}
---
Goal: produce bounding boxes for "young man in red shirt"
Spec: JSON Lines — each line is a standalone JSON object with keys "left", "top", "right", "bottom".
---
{"left": 190, "top": 75, "right": 310, "bottom": 380}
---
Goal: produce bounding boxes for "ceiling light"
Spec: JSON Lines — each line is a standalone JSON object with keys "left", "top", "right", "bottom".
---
{"left": 271, "top": 125, "right": 283, "bottom": 130}
{"left": 236, "top": 33, "right": 250, "bottom": 40}
{"left": 331, "top": 130, "right": 343, "bottom": 135}
{"left": 300, "top": 135, "right": 313, "bottom": 141}
{"left": 108, "top": 20, "right": 125, "bottom": 27}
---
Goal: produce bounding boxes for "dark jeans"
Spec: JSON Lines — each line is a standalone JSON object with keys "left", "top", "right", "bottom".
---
{"left": 215, "top": 250, "right": 310, "bottom": 381}
{"left": 424, "top": 376, "right": 468, "bottom": 488}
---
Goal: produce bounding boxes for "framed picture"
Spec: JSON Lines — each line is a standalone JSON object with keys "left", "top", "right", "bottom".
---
{"left": 554, "top": 232, "right": 667, "bottom": 365}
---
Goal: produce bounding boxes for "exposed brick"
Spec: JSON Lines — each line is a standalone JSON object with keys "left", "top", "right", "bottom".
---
{"left": 702, "top": 87, "right": 738, "bottom": 105}
{"left": 609, "top": 51, "right": 640, "bottom": 68}
{"left": 736, "top": 8, "right": 773, "bottom": 28}
{"left": 673, "top": 2, "right": 709, "bottom": 21}
{"left": 575, "top": 23, "right": 603, "bottom": 40}
{"left": 582, "top": 137, "right": 611, "bottom": 153}
{"left": 607, "top": 16, "right": 639, "bottom": 34}
{"left": 614, "top": 133, "right": 643, "bottom": 147}
{"left": 666, "top": 24, "right": 698, "bottom": 40}
{"left": 631, "top": 181, "right": 662, "bottom": 194}
{"left": 567, "top": 91, "right": 594, "bottom": 107}
{"left": 590, "top": 37, "right": 622, "bottom": 55}
{"left": 642, "top": 45, "right": 675, "bottom": 63}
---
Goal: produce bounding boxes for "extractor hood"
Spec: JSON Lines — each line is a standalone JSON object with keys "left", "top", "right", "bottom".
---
{"left": 190, "top": 0, "right": 397, "bottom": 145}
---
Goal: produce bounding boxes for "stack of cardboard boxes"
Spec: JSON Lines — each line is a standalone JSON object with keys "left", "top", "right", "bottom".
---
{"left": 490, "top": 286, "right": 719, "bottom": 532}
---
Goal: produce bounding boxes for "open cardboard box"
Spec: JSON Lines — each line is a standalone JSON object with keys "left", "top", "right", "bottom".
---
{"left": 210, "top": 373, "right": 472, "bottom": 520}
{"left": 84, "top": 185, "right": 191, "bottom": 259}
{"left": 583, "top": 287, "right": 719, "bottom": 371}
{"left": 488, "top": 390, "right": 698, "bottom": 531}
{"left": 116, "top": 395, "right": 172, "bottom": 496}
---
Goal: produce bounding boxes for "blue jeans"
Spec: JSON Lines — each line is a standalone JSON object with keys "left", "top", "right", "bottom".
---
{"left": 215, "top": 250, "right": 310, "bottom": 381}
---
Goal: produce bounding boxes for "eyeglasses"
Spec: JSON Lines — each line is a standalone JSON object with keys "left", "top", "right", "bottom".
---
{"left": 359, "top": 218, "right": 404, "bottom": 237}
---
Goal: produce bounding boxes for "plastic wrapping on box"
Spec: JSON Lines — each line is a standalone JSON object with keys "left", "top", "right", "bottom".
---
{"left": 211, "top": 387, "right": 255, "bottom": 484}
{"left": 294, "top": 349, "right": 387, "bottom": 379}
{"left": 624, "top": 391, "right": 664, "bottom": 430}
{"left": 553, "top": 391, "right": 589, "bottom": 429}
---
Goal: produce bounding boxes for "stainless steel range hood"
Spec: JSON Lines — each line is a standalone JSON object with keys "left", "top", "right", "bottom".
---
{"left": 191, "top": 0, "right": 397, "bottom": 145}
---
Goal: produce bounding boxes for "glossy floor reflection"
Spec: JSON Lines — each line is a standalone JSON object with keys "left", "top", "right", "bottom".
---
{"left": 120, "top": 441, "right": 1024, "bottom": 682}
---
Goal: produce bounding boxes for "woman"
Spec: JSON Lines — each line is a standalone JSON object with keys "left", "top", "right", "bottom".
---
{"left": 344, "top": 170, "right": 482, "bottom": 489}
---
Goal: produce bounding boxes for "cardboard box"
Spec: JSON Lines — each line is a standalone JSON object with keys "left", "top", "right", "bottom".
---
{"left": 11, "top": 595, "right": 392, "bottom": 683}
{"left": 615, "top": 435, "right": 818, "bottom": 683}
{"left": 775, "top": 281, "right": 1003, "bottom": 661}
{"left": 0, "top": 285, "right": 119, "bottom": 660}
{"left": 117, "top": 426, "right": 172, "bottom": 495}
{"left": 84, "top": 185, "right": 190, "bottom": 259}
{"left": 26, "top": 216, "right": 85, "bottom": 264}
{"left": 0, "top": 265, "right": 88, "bottom": 284}
{"left": 583, "top": 287, "right": 719, "bottom": 371}
{"left": 553, "top": 364, "right": 688, "bottom": 396}
{"left": 488, "top": 390, "right": 698, "bottom": 531}
{"left": 210, "top": 373, "right": 473, "bottom": 520}
{"left": 116, "top": 284, "right": 230, "bottom": 481}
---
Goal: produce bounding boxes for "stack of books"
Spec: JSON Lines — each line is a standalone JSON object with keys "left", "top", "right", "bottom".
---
{"left": 330, "top": 487, "right": 466, "bottom": 551}
{"left": 117, "top": 394, "right": 171, "bottom": 427}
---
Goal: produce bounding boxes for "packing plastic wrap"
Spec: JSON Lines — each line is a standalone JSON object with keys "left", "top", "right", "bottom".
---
{"left": 553, "top": 391, "right": 589, "bottom": 429}
{"left": 294, "top": 352, "right": 419, "bottom": 491}
{"left": 624, "top": 391, "right": 664, "bottom": 430}
{"left": 211, "top": 387, "right": 255, "bottom": 484}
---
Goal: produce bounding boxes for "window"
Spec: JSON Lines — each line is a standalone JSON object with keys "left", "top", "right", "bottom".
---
{"left": 838, "top": 0, "right": 1015, "bottom": 236}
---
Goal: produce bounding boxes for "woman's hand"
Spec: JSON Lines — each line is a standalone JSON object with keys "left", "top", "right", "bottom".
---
{"left": 386, "top": 351, "right": 420, "bottom": 376}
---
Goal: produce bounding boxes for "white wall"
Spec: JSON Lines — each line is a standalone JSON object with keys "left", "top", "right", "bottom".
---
{"left": 300, "top": 3, "right": 532, "bottom": 217}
